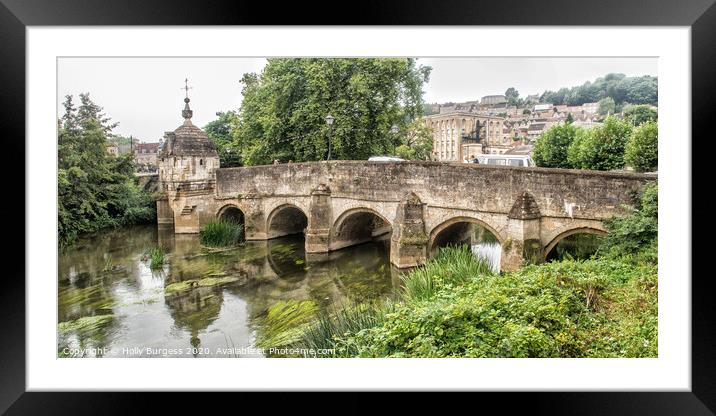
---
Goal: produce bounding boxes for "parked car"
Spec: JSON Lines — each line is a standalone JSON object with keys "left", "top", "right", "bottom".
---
{"left": 368, "top": 156, "right": 405, "bottom": 162}
{"left": 474, "top": 154, "right": 535, "bottom": 167}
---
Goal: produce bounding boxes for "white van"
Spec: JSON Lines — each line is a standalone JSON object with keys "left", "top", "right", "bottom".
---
{"left": 368, "top": 156, "right": 405, "bottom": 162}
{"left": 475, "top": 154, "right": 535, "bottom": 167}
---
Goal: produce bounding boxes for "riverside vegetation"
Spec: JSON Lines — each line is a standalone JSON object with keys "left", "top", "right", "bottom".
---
{"left": 58, "top": 94, "right": 156, "bottom": 247}
{"left": 265, "top": 183, "right": 658, "bottom": 358}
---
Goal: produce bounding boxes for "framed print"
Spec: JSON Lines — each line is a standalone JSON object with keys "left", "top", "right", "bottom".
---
{"left": 2, "top": 0, "right": 713, "bottom": 413}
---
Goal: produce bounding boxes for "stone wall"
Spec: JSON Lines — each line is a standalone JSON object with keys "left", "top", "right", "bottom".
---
{"left": 216, "top": 161, "right": 653, "bottom": 221}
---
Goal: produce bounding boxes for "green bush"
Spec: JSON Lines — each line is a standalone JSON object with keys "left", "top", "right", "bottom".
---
{"left": 200, "top": 219, "right": 244, "bottom": 247}
{"left": 567, "top": 116, "right": 632, "bottom": 170}
{"left": 624, "top": 121, "right": 658, "bottom": 172}
{"left": 532, "top": 123, "right": 581, "bottom": 168}
{"left": 320, "top": 253, "right": 657, "bottom": 358}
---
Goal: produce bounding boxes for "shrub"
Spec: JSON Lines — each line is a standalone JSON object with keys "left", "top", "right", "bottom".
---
{"left": 532, "top": 123, "right": 581, "bottom": 168}
{"left": 200, "top": 219, "right": 244, "bottom": 247}
{"left": 624, "top": 121, "right": 658, "bottom": 172}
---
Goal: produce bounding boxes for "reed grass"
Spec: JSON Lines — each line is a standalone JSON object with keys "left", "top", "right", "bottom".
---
{"left": 200, "top": 219, "right": 244, "bottom": 247}
{"left": 148, "top": 247, "right": 165, "bottom": 270}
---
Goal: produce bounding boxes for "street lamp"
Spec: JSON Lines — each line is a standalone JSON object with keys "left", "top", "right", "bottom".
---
{"left": 390, "top": 124, "right": 399, "bottom": 134}
{"left": 325, "top": 114, "right": 334, "bottom": 160}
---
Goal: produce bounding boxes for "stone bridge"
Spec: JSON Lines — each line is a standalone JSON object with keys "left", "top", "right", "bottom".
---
{"left": 156, "top": 161, "right": 655, "bottom": 271}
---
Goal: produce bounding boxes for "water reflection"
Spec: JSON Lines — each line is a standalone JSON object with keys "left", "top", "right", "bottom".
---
{"left": 58, "top": 225, "right": 400, "bottom": 357}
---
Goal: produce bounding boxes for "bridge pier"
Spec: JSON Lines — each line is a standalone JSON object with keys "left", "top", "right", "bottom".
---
{"left": 305, "top": 184, "right": 332, "bottom": 253}
{"left": 501, "top": 191, "right": 543, "bottom": 272}
{"left": 390, "top": 192, "right": 428, "bottom": 268}
{"left": 241, "top": 190, "right": 267, "bottom": 240}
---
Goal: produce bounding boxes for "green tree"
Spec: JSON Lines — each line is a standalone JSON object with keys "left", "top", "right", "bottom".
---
{"left": 58, "top": 93, "right": 155, "bottom": 246}
{"left": 598, "top": 97, "right": 616, "bottom": 116}
{"left": 233, "top": 58, "right": 432, "bottom": 165}
{"left": 505, "top": 87, "right": 520, "bottom": 106}
{"left": 204, "top": 111, "right": 241, "bottom": 167}
{"left": 624, "top": 121, "right": 658, "bottom": 172}
{"left": 623, "top": 104, "right": 658, "bottom": 126}
{"left": 532, "top": 123, "right": 581, "bottom": 168}
{"left": 542, "top": 74, "right": 657, "bottom": 107}
{"left": 394, "top": 120, "right": 434, "bottom": 160}
{"left": 567, "top": 116, "right": 633, "bottom": 171}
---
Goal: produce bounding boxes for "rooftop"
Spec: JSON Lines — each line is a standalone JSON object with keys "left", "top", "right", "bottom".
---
{"left": 159, "top": 86, "right": 218, "bottom": 158}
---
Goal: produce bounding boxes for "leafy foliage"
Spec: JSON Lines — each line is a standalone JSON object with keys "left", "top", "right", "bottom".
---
{"left": 540, "top": 73, "right": 657, "bottom": 106}
{"left": 623, "top": 104, "right": 658, "bottom": 126}
{"left": 532, "top": 123, "right": 581, "bottom": 168}
{"left": 204, "top": 111, "right": 242, "bottom": 167}
{"left": 624, "top": 121, "right": 658, "bottom": 172}
{"left": 597, "top": 97, "right": 616, "bottom": 115}
{"left": 505, "top": 87, "right": 520, "bottom": 106}
{"left": 601, "top": 183, "right": 658, "bottom": 261}
{"left": 292, "top": 246, "right": 656, "bottom": 358}
{"left": 58, "top": 94, "right": 156, "bottom": 246}
{"left": 567, "top": 116, "right": 633, "bottom": 170}
{"left": 233, "top": 58, "right": 431, "bottom": 165}
{"left": 393, "top": 120, "right": 434, "bottom": 160}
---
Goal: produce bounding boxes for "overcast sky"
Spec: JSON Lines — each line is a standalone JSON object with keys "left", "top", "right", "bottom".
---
{"left": 58, "top": 57, "right": 656, "bottom": 141}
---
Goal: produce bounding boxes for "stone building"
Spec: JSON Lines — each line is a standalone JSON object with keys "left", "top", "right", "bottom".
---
{"left": 156, "top": 93, "right": 220, "bottom": 232}
{"left": 481, "top": 95, "right": 507, "bottom": 106}
{"left": 134, "top": 142, "right": 161, "bottom": 172}
{"left": 106, "top": 144, "right": 119, "bottom": 157}
{"left": 424, "top": 112, "right": 509, "bottom": 162}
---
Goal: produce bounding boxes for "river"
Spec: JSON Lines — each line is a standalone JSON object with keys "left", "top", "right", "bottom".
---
{"left": 58, "top": 224, "right": 507, "bottom": 358}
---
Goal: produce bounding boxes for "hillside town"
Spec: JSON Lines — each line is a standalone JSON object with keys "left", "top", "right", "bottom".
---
{"left": 424, "top": 94, "right": 656, "bottom": 163}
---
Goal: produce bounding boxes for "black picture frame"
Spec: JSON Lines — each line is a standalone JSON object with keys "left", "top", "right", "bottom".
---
{"left": 1, "top": 0, "right": 711, "bottom": 413}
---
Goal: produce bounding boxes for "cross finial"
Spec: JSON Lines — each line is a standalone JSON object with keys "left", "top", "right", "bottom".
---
{"left": 182, "top": 78, "right": 193, "bottom": 99}
{"left": 181, "top": 78, "right": 193, "bottom": 120}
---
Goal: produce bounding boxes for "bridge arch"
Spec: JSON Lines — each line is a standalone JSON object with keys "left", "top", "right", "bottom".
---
{"left": 216, "top": 203, "right": 245, "bottom": 225}
{"left": 428, "top": 216, "right": 503, "bottom": 259}
{"left": 330, "top": 207, "right": 393, "bottom": 252}
{"left": 266, "top": 203, "right": 309, "bottom": 239}
{"left": 543, "top": 226, "right": 607, "bottom": 260}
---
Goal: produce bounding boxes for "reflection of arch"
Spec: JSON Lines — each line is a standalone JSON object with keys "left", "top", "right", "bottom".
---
{"left": 330, "top": 207, "right": 393, "bottom": 252}
{"left": 543, "top": 227, "right": 607, "bottom": 259}
{"left": 428, "top": 216, "right": 502, "bottom": 258}
{"left": 216, "top": 204, "right": 245, "bottom": 224}
{"left": 266, "top": 237, "right": 307, "bottom": 279}
{"left": 266, "top": 204, "right": 308, "bottom": 239}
